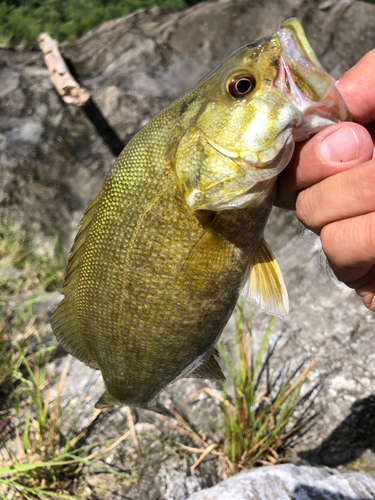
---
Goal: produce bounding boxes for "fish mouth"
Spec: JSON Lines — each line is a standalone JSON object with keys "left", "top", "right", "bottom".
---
{"left": 274, "top": 18, "right": 351, "bottom": 128}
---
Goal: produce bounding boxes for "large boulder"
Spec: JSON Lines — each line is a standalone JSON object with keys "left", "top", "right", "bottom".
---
{"left": 186, "top": 463, "right": 375, "bottom": 500}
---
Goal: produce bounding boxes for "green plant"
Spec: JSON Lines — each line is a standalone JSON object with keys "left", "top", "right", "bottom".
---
{"left": 0, "top": 220, "right": 64, "bottom": 396}
{"left": 0, "top": 345, "right": 131, "bottom": 500}
{"left": 0, "top": 0, "right": 190, "bottom": 49}
{"left": 183, "top": 303, "right": 322, "bottom": 475}
{"left": 0, "top": 221, "right": 64, "bottom": 299}
{"left": 0, "top": 219, "right": 135, "bottom": 498}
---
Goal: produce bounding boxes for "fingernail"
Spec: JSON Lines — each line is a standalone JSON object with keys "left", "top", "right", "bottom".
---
{"left": 320, "top": 126, "right": 359, "bottom": 163}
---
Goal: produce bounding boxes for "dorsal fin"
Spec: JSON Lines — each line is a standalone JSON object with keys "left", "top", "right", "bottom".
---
{"left": 51, "top": 194, "right": 101, "bottom": 369}
{"left": 241, "top": 238, "right": 289, "bottom": 318}
{"left": 188, "top": 348, "right": 225, "bottom": 381}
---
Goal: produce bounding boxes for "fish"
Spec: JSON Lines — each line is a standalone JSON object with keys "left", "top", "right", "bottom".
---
{"left": 52, "top": 18, "right": 350, "bottom": 415}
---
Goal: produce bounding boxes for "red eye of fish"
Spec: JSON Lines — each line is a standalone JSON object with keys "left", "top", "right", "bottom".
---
{"left": 227, "top": 74, "right": 256, "bottom": 98}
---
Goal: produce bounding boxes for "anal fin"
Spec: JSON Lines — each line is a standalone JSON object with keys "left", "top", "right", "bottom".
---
{"left": 95, "top": 392, "right": 175, "bottom": 419}
{"left": 95, "top": 390, "right": 119, "bottom": 409}
{"left": 146, "top": 401, "right": 175, "bottom": 418}
{"left": 241, "top": 238, "right": 289, "bottom": 318}
{"left": 188, "top": 348, "right": 225, "bottom": 381}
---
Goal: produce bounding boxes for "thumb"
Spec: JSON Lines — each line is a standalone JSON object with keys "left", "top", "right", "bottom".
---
{"left": 275, "top": 122, "right": 373, "bottom": 210}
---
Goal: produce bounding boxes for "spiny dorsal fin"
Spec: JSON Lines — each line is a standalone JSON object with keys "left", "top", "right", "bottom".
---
{"left": 241, "top": 238, "right": 289, "bottom": 318}
{"left": 188, "top": 348, "right": 225, "bottom": 381}
{"left": 51, "top": 194, "right": 101, "bottom": 369}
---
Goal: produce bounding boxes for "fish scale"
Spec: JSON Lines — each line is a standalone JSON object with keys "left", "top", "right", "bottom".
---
{"left": 52, "top": 19, "right": 350, "bottom": 413}
{"left": 67, "top": 105, "right": 245, "bottom": 407}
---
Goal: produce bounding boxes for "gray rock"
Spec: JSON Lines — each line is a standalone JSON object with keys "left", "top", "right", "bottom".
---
{"left": 31, "top": 291, "right": 63, "bottom": 320}
{"left": 241, "top": 231, "right": 375, "bottom": 467}
{"left": 185, "top": 464, "right": 375, "bottom": 500}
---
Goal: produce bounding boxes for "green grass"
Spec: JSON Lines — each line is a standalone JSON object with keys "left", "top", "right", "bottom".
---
{"left": 0, "top": 220, "right": 133, "bottom": 499}
{"left": 216, "top": 305, "right": 321, "bottom": 473}
{"left": 0, "top": 220, "right": 64, "bottom": 298}
{"left": 0, "top": 0, "right": 190, "bottom": 49}
{"left": 183, "top": 304, "right": 322, "bottom": 475}
{"left": 0, "top": 220, "right": 64, "bottom": 391}
{"left": 0, "top": 345, "right": 131, "bottom": 500}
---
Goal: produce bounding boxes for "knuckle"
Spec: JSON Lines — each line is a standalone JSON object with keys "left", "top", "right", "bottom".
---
{"left": 295, "top": 189, "right": 318, "bottom": 230}
{"left": 352, "top": 166, "right": 375, "bottom": 201}
{"left": 320, "top": 223, "right": 337, "bottom": 261}
{"left": 360, "top": 212, "right": 375, "bottom": 256}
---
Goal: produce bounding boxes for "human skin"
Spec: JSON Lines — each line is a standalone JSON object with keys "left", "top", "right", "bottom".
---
{"left": 275, "top": 49, "right": 375, "bottom": 311}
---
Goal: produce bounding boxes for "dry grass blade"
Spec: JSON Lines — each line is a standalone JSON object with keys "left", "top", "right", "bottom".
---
{"left": 85, "top": 430, "right": 131, "bottom": 461}
{"left": 190, "top": 444, "right": 217, "bottom": 470}
{"left": 176, "top": 442, "right": 220, "bottom": 457}
{"left": 185, "top": 387, "right": 235, "bottom": 411}
{"left": 69, "top": 408, "right": 103, "bottom": 448}
{"left": 271, "top": 344, "right": 326, "bottom": 413}
{"left": 126, "top": 406, "right": 140, "bottom": 453}
{"left": 184, "top": 303, "right": 323, "bottom": 476}
{"left": 165, "top": 407, "right": 209, "bottom": 448}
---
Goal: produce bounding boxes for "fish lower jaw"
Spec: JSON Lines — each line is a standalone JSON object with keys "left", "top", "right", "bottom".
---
{"left": 186, "top": 178, "right": 276, "bottom": 211}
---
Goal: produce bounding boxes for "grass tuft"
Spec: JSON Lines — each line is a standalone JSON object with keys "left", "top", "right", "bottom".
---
{"left": 0, "top": 220, "right": 130, "bottom": 498}
{"left": 183, "top": 303, "right": 322, "bottom": 476}
{"left": 0, "top": 220, "right": 64, "bottom": 396}
{"left": 0, "top": 347, "right": 131, "bottom": 500}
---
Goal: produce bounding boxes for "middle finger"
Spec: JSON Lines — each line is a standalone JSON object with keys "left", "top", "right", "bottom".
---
{"left": 296, "top": 158, "right": 375, "bottom": 233}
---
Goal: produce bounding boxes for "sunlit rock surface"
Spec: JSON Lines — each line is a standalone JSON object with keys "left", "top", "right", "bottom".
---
{"left": 186, "top": 464, "right": 375, "bottom": 500}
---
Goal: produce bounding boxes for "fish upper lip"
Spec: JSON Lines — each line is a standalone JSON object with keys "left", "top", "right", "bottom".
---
{"left": 204, "top": 131, "right": 292, "bottom": 174}
{"left": 273, "top": 21, "right": 338, "bottom": 113}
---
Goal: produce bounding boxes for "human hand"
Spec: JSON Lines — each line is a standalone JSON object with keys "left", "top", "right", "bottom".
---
{"left": 275, "top": 49, "right": 375, "bottom": 310}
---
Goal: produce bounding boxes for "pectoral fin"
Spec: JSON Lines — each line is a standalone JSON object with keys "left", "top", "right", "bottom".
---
{"left": 188, "top": 348, "right": 225, "bottom": 381}
{"left": 242, "top": 239, "right": 289, "bottom": 318}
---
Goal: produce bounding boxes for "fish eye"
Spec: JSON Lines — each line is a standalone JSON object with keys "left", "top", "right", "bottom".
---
{"left": 227, "top": 74, "right": 256, "bottom": 98}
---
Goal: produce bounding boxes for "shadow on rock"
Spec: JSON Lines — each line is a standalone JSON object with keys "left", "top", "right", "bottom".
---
{"left": 299, "top": 395, "right": 375, "bottom": 467}
{"left": 292, "top": 484, "right": 373, "bottom": 500}
{"left": 64, "top": 57, "right": 125, "bottom": 157}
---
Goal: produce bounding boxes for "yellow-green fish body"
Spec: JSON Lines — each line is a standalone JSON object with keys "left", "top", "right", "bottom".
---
{"left": 52, "top": 19, "right": 350, "bottom": 413}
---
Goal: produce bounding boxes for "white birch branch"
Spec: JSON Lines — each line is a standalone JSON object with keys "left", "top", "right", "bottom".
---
{"left": 38, "top": 33, "right": 90, "bottom": 107}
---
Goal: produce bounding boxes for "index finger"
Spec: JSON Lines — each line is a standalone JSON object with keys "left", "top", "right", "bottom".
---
{"left": 337, "top": 48, "right": 375, "bottom": 125}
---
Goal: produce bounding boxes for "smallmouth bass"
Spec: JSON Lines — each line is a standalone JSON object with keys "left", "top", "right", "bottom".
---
{"left": 52, "top": 19, "right": 350, "bottom": 414}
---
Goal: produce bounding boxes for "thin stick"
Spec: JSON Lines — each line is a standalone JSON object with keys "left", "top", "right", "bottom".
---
{"left": 38, "top": 33, "right": 90, "bottom": 107}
